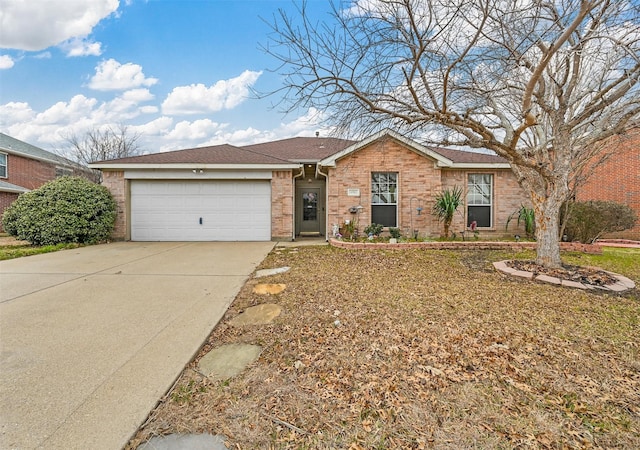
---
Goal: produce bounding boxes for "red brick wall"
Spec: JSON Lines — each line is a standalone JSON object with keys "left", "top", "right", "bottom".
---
{"left": 271, "top": 170, "right": 294, "bottom": 240}
{"left": 326, "top": 139, "right": 530, "bottom": 239}
{"left": 327, "top": 139, "right": 443, "bottom": 238}
{"left": 441, "top": 169, "right": 530, "bottom": 239}
{"left": 2, "top": 153, "right": 57, "bottom": 190}
{"left": 576, "top": 130, "right": 640, "bottom": 240}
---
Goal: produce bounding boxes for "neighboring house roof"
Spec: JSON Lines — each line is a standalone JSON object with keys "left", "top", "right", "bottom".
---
{"left": 0, "top": 180, "right": 30, "bottom": 194}
{"left": 91, "top": 130, "right": 510, "bottom": 170}
{"left": 0, "top": 132, "right": 80, "bottom": 169}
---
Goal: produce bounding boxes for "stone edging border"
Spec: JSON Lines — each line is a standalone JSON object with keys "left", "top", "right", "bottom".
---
{"left": 493, "top": 260, "right": 636, "bottom": 292}
{"left": 328, "top": 238, "right": 602, "bottom": 254}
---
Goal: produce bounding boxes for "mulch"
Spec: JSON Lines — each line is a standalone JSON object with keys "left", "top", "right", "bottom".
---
{"left": 506, "top": 260, "right": 618, "bottom": 286}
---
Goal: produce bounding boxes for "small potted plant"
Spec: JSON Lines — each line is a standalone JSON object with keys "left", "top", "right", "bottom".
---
{"left": 389, "top": 227, "right": 401, "bottom": 244}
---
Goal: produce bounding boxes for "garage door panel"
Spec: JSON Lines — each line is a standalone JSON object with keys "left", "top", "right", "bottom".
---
{"left": 131, "top": 180, "right": 271, "bottom": 241}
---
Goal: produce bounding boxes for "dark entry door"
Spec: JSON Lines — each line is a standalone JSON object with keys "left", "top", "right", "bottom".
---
{"left": 300, "top": 188, "right": 320, "bottom": 234}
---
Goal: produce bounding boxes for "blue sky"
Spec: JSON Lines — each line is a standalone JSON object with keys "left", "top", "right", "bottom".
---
{"left": 0, "top": 0, "right": 336, "bottom": 157}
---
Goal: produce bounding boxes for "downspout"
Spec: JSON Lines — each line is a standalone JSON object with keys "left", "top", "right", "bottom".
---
{"left": 292, "top": 164, "right": 305, "bottom": 241}
{"left": 316, "top": 164, "right": 329, "bottom": 240}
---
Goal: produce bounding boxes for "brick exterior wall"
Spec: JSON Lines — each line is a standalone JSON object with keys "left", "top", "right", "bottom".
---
{"left": 576, "top": 130, "right": 640, "bottom": 240}
{"left": 327, "top": 139, "right": 443, "bottom": 238}
{"left": 271, "top": 170, "right": 294, "bottom": 240}
{"left": 441, "top": 169, "right": 529, "bottom": 239}
{"left": 101, "top": 171, "right": 127, "bottom": 240}
{"left": 2, "top": 153, "right": 57, "bottom": 190}
{"left": 326, "top": 139, "right": 530, "bottom": 239}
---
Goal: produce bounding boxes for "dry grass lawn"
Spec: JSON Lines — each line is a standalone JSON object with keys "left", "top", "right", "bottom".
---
{"left": 127, "top": 246, "right": 639, "bottom": 449}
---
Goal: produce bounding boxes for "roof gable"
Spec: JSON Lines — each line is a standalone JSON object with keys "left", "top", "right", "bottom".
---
{"left": 319, "top": 129, "right": 453, "bottom": 167}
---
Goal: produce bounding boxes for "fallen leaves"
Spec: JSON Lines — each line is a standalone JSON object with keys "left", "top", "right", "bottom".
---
{"left": 127, "top": 247, "right": 640, "bottom": 449}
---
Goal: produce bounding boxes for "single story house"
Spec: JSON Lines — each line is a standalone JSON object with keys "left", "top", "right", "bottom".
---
{"left": 0, "top": 133, "right": 91, "bottom": 231}
{"left": 90, "top": 129, "right": 530, "bottom": 242}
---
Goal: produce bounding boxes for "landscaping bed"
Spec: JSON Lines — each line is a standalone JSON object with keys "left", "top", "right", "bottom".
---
{"left": 127, "top": 246, "right": 639, "bottom": 449}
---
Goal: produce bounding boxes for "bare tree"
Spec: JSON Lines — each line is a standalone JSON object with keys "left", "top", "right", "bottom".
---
{"left": 65, "top": 124, "right": 142, "bottom": 164}
{"left": 265, "top": 0, "right": 640, "bottom": 268}
{"left": 64, "top": 124, "right": 143, "bottom": 183}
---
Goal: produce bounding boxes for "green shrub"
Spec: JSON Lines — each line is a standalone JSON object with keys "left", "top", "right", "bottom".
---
{"left": 389, "top": 227, "right": 402, "bottom": 239}
{"left": 1, "top": 176, "right": 116, "bottom": 245}
{"left": 506, "top": 204, "right": 535, "bottom": 238}
{"left": 562, "top": 200, "right": 637, "bottom": 244}
{"left": 364, "top": 223, "right": 384, "bottom": 237}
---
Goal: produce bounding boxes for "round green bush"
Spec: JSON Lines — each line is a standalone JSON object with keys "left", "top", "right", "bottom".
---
{"left": 1, "top": 176, "right": 116, "bottom": 245}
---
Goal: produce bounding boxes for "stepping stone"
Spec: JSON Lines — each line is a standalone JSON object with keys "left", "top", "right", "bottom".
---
{"left": 253, "top": 283, "right": 286, "bottom": 295}
{"left": 138, "top": 433, "right": 228, "bottom": 450}
{"left": 198, "top": 343, "right": 262, "bottom": 381}
{"left": 254, "top": 266, "right": 291, "bottom": 278}
{"left": 229, "top": 303, "right": 282, "bottom": 326}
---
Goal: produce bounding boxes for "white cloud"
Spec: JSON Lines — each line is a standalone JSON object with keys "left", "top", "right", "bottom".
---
{"left": 0, "top": 102, "right": 35, "bottom": 126}
{"left": 165, "top": 119, "right": 224, "bottom": 141}
{"left": 35, "top": 95, "right": 98, "bottom": 125}
{"left": 161, "top": 70, "right": 262, "bottom": 115}
{"left": 132, "top": 116, "right": 174, "bottom": 136}
{"left": 0, "top": 55, "right": 15, "bottom": 69}
{"left": 121, "top": 88, "right": 154, "bottom": 102}
{"left": 140, "top": 105, "right": 159, "bottom": 114}
{"left": 88, "top": 59, "right": 158, "bottom": 91}
{"left": 34, "top": 52, "right": 52, "bottom": 59}
{"left": 61, "top": 38, "right": 103, "bottom": 57}
{"left": 0, "top": 0, "right": 119, "bottom": 51}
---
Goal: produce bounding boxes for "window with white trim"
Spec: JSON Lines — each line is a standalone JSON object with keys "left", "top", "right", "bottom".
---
{"left": 56, "top": 166, "right": 74, "bottom": 178}
{"left": 467, "top": 173, "right": 493, "bottom": 227}
{"left": 0, "top": 153, "right": 6, "bottom": 178}
{"left": 371, "top": 172, "right": 397, "bottom": 227}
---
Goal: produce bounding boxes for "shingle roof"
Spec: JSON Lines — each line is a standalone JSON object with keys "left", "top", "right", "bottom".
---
{"left": 92, "top": 132, "right": 507, "bottom": 167}
{"left": 94, "top": 144, "right": 296, "bottom": 165}
{"left": 0, "top": 179, "right": 30, "bottom": 193}
{"left": 429, "top": 147, "right": 507, "bottom": 164}
{"left": 0, "top": 133, "right": 79, "bottom": 168}
{"left": 242, "top": 137, "right": 356, "bottom": 162}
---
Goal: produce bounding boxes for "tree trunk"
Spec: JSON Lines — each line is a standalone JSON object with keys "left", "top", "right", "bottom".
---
{"left": 443, "top": 220, "right": 451, "bottom": 239}
{"left": 531, "top": 195, "right": 563, "bottom": 268}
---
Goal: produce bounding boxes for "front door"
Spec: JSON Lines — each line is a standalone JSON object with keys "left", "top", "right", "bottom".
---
{"left": 299, "top": 188, "right": 320, "bottom": 234}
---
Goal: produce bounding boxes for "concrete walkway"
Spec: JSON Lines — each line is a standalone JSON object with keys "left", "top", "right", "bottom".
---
{"left": 0, "top": 241, "right": 274, "bottom": 450}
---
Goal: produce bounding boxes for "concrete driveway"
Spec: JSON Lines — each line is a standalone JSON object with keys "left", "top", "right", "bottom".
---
{"left": 0, "top": 241, "right": 274, "bottom": 450}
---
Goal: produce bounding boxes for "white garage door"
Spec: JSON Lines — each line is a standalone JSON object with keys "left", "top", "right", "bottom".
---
{"left": 130, "top": 180, "right": 271, "bottom": 241}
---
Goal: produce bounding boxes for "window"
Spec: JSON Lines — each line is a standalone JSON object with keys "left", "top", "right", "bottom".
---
{"left": 371, "top": 172, "right": 397, "bottom": 227}
{"left": 0, "top": 153, "right": 6, "bottom": 178}
{"left": 56, "top": 166, "right": 74, "bottom": 178}
{"left": 467, "top": 173, "right": 493, "bottom": 227}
